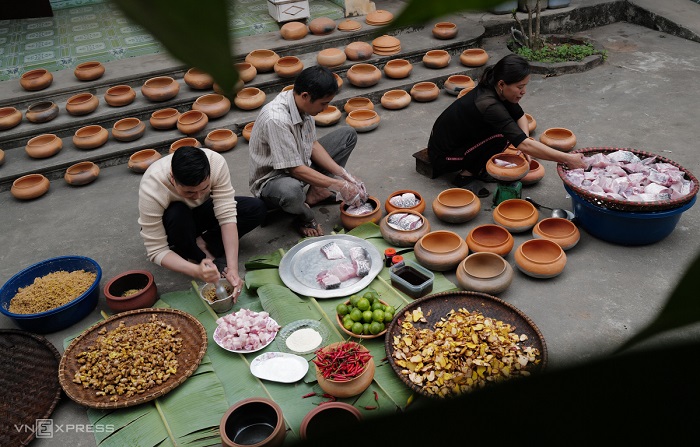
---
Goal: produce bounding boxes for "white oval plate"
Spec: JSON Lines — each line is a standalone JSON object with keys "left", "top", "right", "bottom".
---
{"left": 213, "top": 320, "right": 278, "bottom": 354}
{"left": 249, "top": 351, "right": 309, "bottom": 383}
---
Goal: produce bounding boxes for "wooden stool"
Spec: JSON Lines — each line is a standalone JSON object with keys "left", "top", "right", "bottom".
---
{"left": 412, "top": 148, "right": 435, "bottom": 178}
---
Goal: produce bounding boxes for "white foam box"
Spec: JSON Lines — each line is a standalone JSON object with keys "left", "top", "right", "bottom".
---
{"left": 267, "top": 0, "right": 310, "bottom": 23}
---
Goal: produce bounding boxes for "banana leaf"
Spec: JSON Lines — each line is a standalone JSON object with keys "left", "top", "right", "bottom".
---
{"left": 245, "top": 249, "right": 285, "bottom": 270}
{"left": 245, "top": 269, "right": 285, "bottom": 291}
{"left": 347, "top": 222, "right": 383, "bottom": 239}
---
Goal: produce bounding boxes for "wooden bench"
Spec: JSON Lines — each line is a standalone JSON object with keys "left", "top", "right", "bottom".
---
{"left": 412, "top": 148, "right": 435, "bottom": 178}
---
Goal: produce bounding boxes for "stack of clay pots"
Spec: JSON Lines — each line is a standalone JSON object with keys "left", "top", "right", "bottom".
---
{"left": 372, "top": 35, "right": 401, "bottom": 56}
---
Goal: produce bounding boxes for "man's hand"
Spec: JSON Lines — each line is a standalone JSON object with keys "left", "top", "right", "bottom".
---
{"left": 198, "top": 259, "right": 221, "bottom": 283}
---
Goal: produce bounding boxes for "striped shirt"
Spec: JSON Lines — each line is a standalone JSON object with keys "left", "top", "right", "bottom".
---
{"left": 138, "top": 148, "right": 237, "bottom": 265}
{"left": 249, "top": 90, "right": 316, "bottom": 196}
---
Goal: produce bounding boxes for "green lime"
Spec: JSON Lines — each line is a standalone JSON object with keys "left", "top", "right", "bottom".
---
{"left": 378, "top": 322, "right": 385, "bottom": 332}
{"left": 364, "top": 291, "right": 380, "bottom": 303}
{"left": 343, "top": 319, "right": 354, "bottom": 331}
{"left": 349, "top": 295, "right": 361, "bottom": 307}
{"left": 383, "top": 311, "right": 394, "bottom": 323}
{"left": 363, "top": 323, "right": 371, "bottom": 335}
{"left": 371, "top": 301, "right": 383, "bottom": 311}
{"left": 336, "top": 303, "right": 349, "bottom": 316}
{"left": 385, "top": 305, "right": 396, "bottom": 315}
{"left": 362, "top": 310, "right": 373, "bottom": 323}
{"left": 343, "top": 314, "right": 353, "bottom": 323}
{"left": 372, "top": 309, "right": 385, "bottom": 323}
{"left": 349, "top": 308, "right": 363, "bottom": 322}
{"left": 351, "top": 322, "right": 364, "bottom": 335}
{"left": 356, "top": 298, "right": 370, "bottom": 311}
{"left": 369, "top": 321, "right": 383, "bottom": 335}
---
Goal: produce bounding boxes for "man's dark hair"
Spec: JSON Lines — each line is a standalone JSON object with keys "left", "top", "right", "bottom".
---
{"left": 293, "top": 66, "right": 339, "bottom": 101}
{"left": 171, "top": 146, "right": 210, "bottom": 186}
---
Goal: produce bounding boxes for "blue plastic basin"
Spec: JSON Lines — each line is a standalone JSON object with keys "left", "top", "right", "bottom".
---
{"left": 0, "top": 255, "right": 102, "bottom": 333}
{"left": 565, "top": 185, "right": 696, "bottom": 246}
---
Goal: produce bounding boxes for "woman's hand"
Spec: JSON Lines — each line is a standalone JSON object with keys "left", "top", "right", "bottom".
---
{"left": 198, "top": 259, "right": 221, "bottom": 283}
{"left": 564, "top": 153, "right": 587, "bottom": 170}
{"left": 222, "top": 268, "right": 244, "bottom": 303}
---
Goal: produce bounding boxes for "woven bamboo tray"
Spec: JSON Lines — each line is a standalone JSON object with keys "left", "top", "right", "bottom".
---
{"left": 384, "top": 291, "right": 547, "bottom": 399}
{"left": 557, "top": 147, "right": 699, "bottom": 212}
{"left": 0, "top": 330, "right": 62, "bottom": 447}
{"left": 58, "top": 308, "right": 207, "bottom": 409}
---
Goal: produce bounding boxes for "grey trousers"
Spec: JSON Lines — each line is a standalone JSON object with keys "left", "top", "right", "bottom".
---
{"left": 260, "top": 126, "right": 358, "bottom": 222}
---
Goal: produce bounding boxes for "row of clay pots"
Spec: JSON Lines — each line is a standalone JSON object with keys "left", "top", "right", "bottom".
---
{"left": 10, "top": 159, "right": 101, "bottom": 200}
{"left": 280, "top": 17, "right": 337, "bottom": 41}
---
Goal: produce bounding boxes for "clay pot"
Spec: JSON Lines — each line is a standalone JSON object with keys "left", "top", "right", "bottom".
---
{"left": 333, "top": 73, "right": 343, "bottom": 90}
{"left": 19, "top": 68, "right": 53, "bottom": 91}
{"left": 64, "top": 161, "right": 100, "bottom": 186}
{"left": 112, "top": 117, "right": 146, "bottom": 142}
{"left": 414, "top": 230, "right": 469, "bottom": 271}
{"left": 432, "top": 22, "right": 458, "bottom": 39}
{"left": 410, "top": 82, "right": 440, "bottom": 102}
{"left": 514, "top": 239, "right": 567, "bottom": 278}
{"left": 300, "top": 402, "right": 362, "bottom": 441}
{"left": 372, "top": 35, "right": 401, "bottom": 56}
{"left": 339, "top": 196, "right": 382, "bottom": 229}
{"left": 104, "top": 270, "right": 159, "bottom": 312}
{"left": 204, "top": 128, "right": 237, "bottom": 152}
{"left": 457, "top": 86, "right": 475, "bottom": 98}
{"left": 466, "top": 224, "right": 515, "bottom": 257}
{"left": 493, "top": 199, "right": 539, "bottom": 233}
{"left": 25, "top": 101, "right": 59, "bottom": 124}
{"left": 344, "top": 42, "right": 373, "bottom": 61}
{"left": 346, "top": 63, "right": 381, "bottom": 88}
{"left": 456, "top": 252, "right": 514, "bottom": 295}
{"left": 443, "top": 75, "right": 475, "bottom": 96}
{"left": 381, "top": 90, "right": 411, "bottom": 110}
{"left": 309, "top": 17, "right": 336, "bottom": 35}
{"left": 521, "top": 159, "right": 545, "bottom": 185}
{"left": 345, "top": 109, "right": 380, "bottom": 133}
{"left": 317, "top": 48, "right": 346, "bottom": 68}
{"left": 177, "top": 110, "right": 209, "bottom": 135}
{"left": 150, "top": 108, "right": 181, "bottom": 130}
{"left": 460, "top": 48, "right": 489, "bottom": 67}
{"left": 242, "top": 122, "right": 254, "bottom": 142}
{"left": 128, "top": 149, "right": 162, "bottom": 173}
{"left": 25, "top": 134, "right": 62, "bottom": 159}
{"left": 540, "top": 127, "right": 576, "bottom": 151}
{"left": 234, "top": 87, "right": 266, "bottom": 111}
{"left": 0, "top": 149, "right": 4, "bottom": 166}
{"left": 383, "top": 59, "right": 412, "bottom": 79}
{"left": 11, "top": 174, "right": 50, "bottom": 200}
{"left": 183, "top": 67, "right": 214, "bottom": 90}
{"left": 281, "top": 85, "right": 294, "bottom": 93}
{"left": 245, "top": 49, "right": 280, "bottom": 73}
{"left": 525, "top": 113, "right": 537, "bottom": 132}
{"left": 192, "top": 93, "right": 231, "bottom": 119}
{"left": 385, "top": 189, "right": 426, "bottom": 214}
{"left": 366, "top": 9, "right": 394, "bottom": 25}
{"left": 0, "top": 107, "right": 22, "bottom": 130}
{"left": 234, "top": 62, "right": 257, "bottom": 83}
{"left": 532, "top": 217, "right": 580, "bottom": 250}
{"left": 220, "top": 398, "right": 286, "bottom": 447}
{"left": 73, "top": 125, "right": 109, "bottom": 150}
{"left": 66, "top": 93, "right": 99, "bottom": 116}
{"left": 141, "top": 76, "right": 180, "bottom": 102}
{"left": 169, "top": 137, "right": 201, "bottom": 153}
{"left": 422, "top": 50, "right": 451, "bottom": 68}
{"left": 74, "top": 61, "right": 105, "bottom": 81}
{"left": 280, "top": 21, "right": 308, "bottom": 40}
{"left": 104, "top": 85, "right": 136, "bottom": 107}
{"left": 315, "top": 343, "right": 374, "bottom": 398}
{"left": 338, "top": 19, "right": 362, "bottom": 32}
{"left": 343, "top": 97, "right": 374, "bottom": 114}
{"left": 432, "top": 188, "right": 481, "bottom": 223}
{"left": 274, "top": 56, "right": 304, "bottom": 78}
{"left": 486, "top": 152, "right": 530, "bottom": 182}
{"left": 380, "top": 210, "right": 431, "bottom": 247}
{"left": 313, "top": 106, "right": 341, "bottom": 127}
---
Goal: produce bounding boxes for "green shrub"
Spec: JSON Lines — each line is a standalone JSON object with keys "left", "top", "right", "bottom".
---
{"left": 514, "top": 42, "right": 607, "bottom": 63}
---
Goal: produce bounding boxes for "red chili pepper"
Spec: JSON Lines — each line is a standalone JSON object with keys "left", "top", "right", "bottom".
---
{"left": 302, "top": 392, "right": 317, "bottom": 398}
{"left": 373, "top": 391, "right": 379, "bottom": 402}
{"left": 364, "top": 406, "right": 377, "bottom": 410}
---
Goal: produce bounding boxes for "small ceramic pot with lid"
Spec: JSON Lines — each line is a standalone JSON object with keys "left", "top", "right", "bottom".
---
{"left": 74, "top": 61, "right": 105, "bottom": 81}
{"left": 456, "top": 252, "right": 514, "bottom": 295}
{"left": 280, "top": 21, "right": 308, "bottom": 40}
{"left": 317, "top": 48, "right": 346, "bottom": 68}
{"left": 64, "top": 161, "right": 100, "bottom": 186}
{"left": 344, "top": 41, "right": 373, "bottom": 61}
{"left": 466, "top": 224, "right": 514, "bottom": 257}
{"left": 493, "top": 199, "right": 539, "bottom": 233}
{"left": 112, "top": 117, "right": 146, "bottom": 142}
{"left": 66, "top": 93, "right": 99, "bottom": 116}
{"left": 432, "top": 188, "right": 481, "bottom": 223}
{"left": 514, "top": 239, "right": 567, "bottom": 278}
{"left": 309, "top": 17, "right": 337, "bottom": 35}
{"left": 414, "top": 230, "right": 469, "bottom": 271}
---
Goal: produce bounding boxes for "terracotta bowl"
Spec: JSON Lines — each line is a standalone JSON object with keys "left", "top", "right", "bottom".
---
{"left": 414, "top": 230, "right": 469, "bottom": 271}
{"left": 532, "top": 217, "right": 581, "bottom": 250}
{"left": 385, "top": 189, "right": 426, "bottom": 214}
{"left": 25, "top": 134, "right": 62, "bottom": 159}
{"left": 333, "top": 72, "right": 343, "bottom": 90}
{"left": 141, "top": 76, "right": 180, "bottom": 102}
{"left": 20, "top": 68, "right": 53, "bottom": 91}
{"left": 380, "top": 210, "right": 430, "bottom": 248}
{"left": 344, "top": 97, "right": 374, "bottom": 114}
{"left": 11, "top": 174, "right": 50, "bottom": 200}
{"left": 170, "top": 137, "right": 201, "bottom": 153}
{"left": 104, "top": 85, "right": 136, "bottom": 107}
{"left": 183, "top": 67, "right": 214, "bottom": 89}
{"left": 466, "top": 224, "right": 514, "bottom": 257}
{"left": 493, "top": 199, "right": 539, "bottom": 233}
{"left": 540, "top": 127, "right": 576, "bottom": 151}
{"left": 177, "top": 110, "right": 209, "bottom": 135}
{"left": 521, "top": 159, "right": 545, "bottom": 185}
{"left": 300, "top": 402, "right": 361, "bottom": 441}
{"left": 525, "top": 113, "right": 537, "bottom": 132}
{"left": 245, "top": 49, "right": 280, "bottom": 73}
{"left": 220, "top": 398, "right": 286, "bottom": 447}
{"left": 128, "top": 149, "right": 162, "bottom": 173}
{"left": 0, "top": 106, "right": 22, "bottom": 130}
{"left": 456, "top": 252, "right": 514, "bottom": 295}
{"left": 205, "top": 128, "right": 238, "bottom": 152}
{"left": 274, "top": 56, "right": 304, "bottom": 78}
{"left": 457, "top": 85, "right": 475, "bottom": 98}
{"left": 345, "top": 109, "right": 380, "bottom": 132}
{"left": 0, "top": 149, "right": 4, "bottom": 166}
{"left": 234, "top": 62, "right": 257, "bottom": 83}
{"left": 422, "top": 49, "right": 451, "bottom": 68}
{"left": 486, "top": 152, "right": 530, "bottom": 182}
{"left": 192, "top": 93, "right": 232, "bottom": 119}
{"left": 74, "top": 61, "right": 105, "bottom": 81}
{"left": 432, "top": 188, "right": 481, "bottom": 223}
{"left": 339, "top": 196, "right": 382, "bottom": 229}
{"left": 381, "top": 90, "right": 411, "bottom": 110}
{"left": 150, "top": 108, "right": 181, "bottom": 130}
{"left": 460, "top": 48, "right": 489, "bottom": 67}
{"left": 25, "top": 101, "right": 59, "bottom": 123}
{"left": 410, "top": 82, "right": 439, "bottom": 102}
{"left": 344, "top": 41, "right": 373, "bottom": 61}
{"left": 432, "top": 22, "right": 458, "bottom": 39}
{"left": 336, "top": 298, "right": 390, "bottom": 339}
{"left": 383, "top": 59, "right": 413, "bottom": 79}
{"left": 242, "top": 122, "right": 254, "bottom": 142}
{"left": 73, "top": 125, "right": 109, "bottom": 150}
{"left": 112, "top": 117, "right": 146, "bottom": 142}
{"left": 66, "top": 93, "right": 99, "bottom": 116}
{"left": 309, "top": 17, "right": 337, "bottom": 35}
{"left": 443, "top": 75, "right": 475, "bottom": 96}
{"left": 346, "top": 63, "right": 381, "bottom": 87}
{"left": 234, "top": 87, "right": 266, "bottom": 110}
{"left": 514, "top": 239, "right": 567, "bottom": 279}
{"left": 315, "top": 342, "right": 375, "bottom": 398}
{"left": 313, "top": 105, "right": 342, "bottom": 127}
{"left": 103, "top": 270, "right": 159, "bottom": 312}
{"left": 281, "top": 84, "right": 294, "bottom": 92}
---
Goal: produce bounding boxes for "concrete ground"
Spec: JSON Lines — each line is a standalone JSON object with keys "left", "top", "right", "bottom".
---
{"left": 2, "top": 0, "right": 700, "bottom": 445}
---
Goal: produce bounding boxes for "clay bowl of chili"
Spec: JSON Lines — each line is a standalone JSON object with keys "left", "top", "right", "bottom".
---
{"left": 313, "top": 341, "right": 375, "bottom": 398}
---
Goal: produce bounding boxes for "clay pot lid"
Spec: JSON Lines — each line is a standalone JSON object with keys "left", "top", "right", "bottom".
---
{"left": 21, "top": 68, "right": 49, "bottom": 80}
{"left": 536, "top": 217, "right": 577, "bottom": 238}
{"left": 462, "top": 252, "right": 507, "bottom": 279}
{"left": 114, "top": 117, "right": 142, "bottom": 130}
{"left": 75, "top": 125, "right": 104, "bottom": 137}
{"left": 366, "top": 9, "right": 394, "bottom": 24}
{"left": 144, "top": 76, "right": 175, "bottom": 88}
{"left": 106, "top": 85, "right": 133, "bottom": 95}
{"left": 496, "top": 199, "right": 537, "bottom": 221}
{"left": 413, "top": 82, "right": 438, "bottom": 91}
{"left": 543, "top": 127, "right": 574, "bottom": 139}
{"left": 152, "top": 108, "right": 179, "bottom": 119}
{"left": 27, "top": 101, "right": 55, "bottom": 112}
{"left": 434, "top": 22, "right": 457, "bottom": 30}
{"left": 131, "top": 148, "right": 159, "bottom": 161}
{"left": 463, "top": 48, "right": 487, "bottom": 56}
{"left": 348, "top": 63, "right": 378, "bottom": 74}
{"left": 66, "top": 161, "right": 97, "bottom": 175}
{"left": 28, "top": 134, "right": 58, "bottom": 146}
{"left": 419, "top": 230, "right": 463, "bottom": 253}
{"left": 372, "top": 34, "right": 400, "bottom": 48}
{"left": 67, "top": 93, "right": 95, "bottom": 105}
{"left": 470, "top": 224, "right": 512, "bottom": 247}
{"left": 206, "top": 128, "right": 234, "bottom": 140}
{"left": 178, "top": 110, "right": 206, "bottom": 125}
{"left": 437, "top": 188, "right": 476, "bottom": 207}
{"left": 426, "top": 49, "right": 449, "bottom": 57}
{"left": 13, "top": 173, "right": 47, "bottom": 188}
{"left": 276, "top": 56, "right": 301, "bottom": 66}
{"left": 195, "top": 93, "right": 226, "bottom": 106}
{"left": 347, "top": 109, "right": 378, "bottom": 120}
{"left": 237, "top": 87, "right": 262, "bottom": 99}
{"left": 346, "top": 97, "right": 373, "bottom": 109}
{"left": 338, "top": 19, "right": 361, "bottom": 31}
{"left": 383, "top": 90, "right": 409, "bottom": 100}
{"left": 520, "top": 239, "right": 564, "bottom": 264}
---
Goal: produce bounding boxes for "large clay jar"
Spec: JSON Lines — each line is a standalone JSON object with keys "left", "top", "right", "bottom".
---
{"left": 467, "top": 224, "right": 515, "bottom": 257}
{"left": 309, "top": 17, "right": 336, "bottom": 35}
{"left": 344, "top": 42, "right": 373, "bottom": 61}
{"left": 346, "top": 64, "right": 381, "bottom": 88}
{"left": 103, "top": 270, "right": 159, "bottom": 312}
{"left": 25, "top": 134, "right": 62, "bottom": 159}
{"left": 73, "top": 125, "right": 109, "bottom": 150}
{"left": 280, "top": 21, "right": 308, "bottom": 40}
{"left": 381, "top": 90, "right": 411, "bottom": 110}
{"left": 220, "top": 398, "right": 286, "bottom": 447}
{"left": 177, "top": 110, "right": 209, "bottom": 135}
{"left": 432, "top": 22, "right": 458, "bottom": 39}
{"left": 443, "top": 75, "right": 475, "bottom": 96}
{"left": 493, "top": 198, "right": 539, "bottom": 233}
{"left": 234, "top": 62, "right": 257, "bottom": 83}
{"left": 385, "top": 189, "right": 426, "bottom": 214}
{"left": 485, "top": 152, "right": 530, "bottom": 182}
{"left": 456, "top": 252, "right": 514, "bottom": 295}
{"left": 245, "top": 49, "right": 280, "bottom": 73}
{"left": 339, "top": 196, "right": 382, "bottom": 229}
{"left": 20, "top": 68, "right": 53, "bottom": 91}
{"left": 514, "top": 239, "right": 567, "bottom": 278}
{"left": 383, "top": 59, "right": 412, "bottom": 79}
{"left": 380, "top": 210, "right": 430, "bottom": 247}
{"left": 234, "top": 87, "right": 266, "bottom": 110}
{"left": 410, "top": 82, "right": 439, "bottom": 102}
{"left": 128, "top": 148, "right": 162, "bottom": 173}
{"left": 520, "top": 159, "right": 545, "bottom": 185}
{"left": 170, "top": 137, "right": 201, "bottom": 153}
{"left": 0, "top": 107, "right": 22, "bottom": 130}
{"left": 422, "top": 50, "right": 451, "bottom": 68}
{"left": 193, "top": 93, "right": 231, "bottom": 119}
{"left": 525, "top": 113, "right": 537, "bottom": 132}
{"left": 317, "top": 48, "right": 346, "bottom": 68}
{"left": 149, "top": 108, "right": 181, "bottom": 130}
{"left": 184, "top": 67, "right": 214, "bottom": 90}
{"left": 112, "top": 117, "right": 146, "bottom": 142}
{"left": 432, "top": 188, "right": 481, "bottom": 223}
{"left": 64, "top": 161, "right": 100, "bottom": 186}
{"left": 66, "top": 93, "right": 99, "bottom": 116}
{"left": 540, "top": 127, "right": 576, "bottom": 151}
{"left": 315, "top": 342, "right": 375, "bottom": 398}
{"left": 11, "top": 174, "right": 50, "bottom": 200}
{"left": 104, "top": 85, "right": 136, "bottom": 107}
{"left": 301, "top": 402, "right": 362, "bottom": 441}
{"left": 204, "top": 128, "right": 237, "bottom": 152}
{"left": 274, "top": 56, "right": 304, "bottom": 78}
{"left": 533, "top": 217, "right": 580, "bottom": 250}
{"left": 414, "top": 230, "right": 469, "bottom": 271}
{"left": 460, "top": 48, "right": 489, "bottom": 67}
{"left": 74, "top": 61, "right": 105, "bottom": 81}
{"left": 345, "top": 109, "right": 380, "bottom": 133}
{"left": 343, "top": 97, "right": 374, "bottom": 114}
{"left": 141, "top": 76, "right": 180, "bottom": 102}
{"left": 313, "top": 106, "right": 342, "bottom": 127}
{"left": 25, "top": 101, "right": 59, "bottom": 124}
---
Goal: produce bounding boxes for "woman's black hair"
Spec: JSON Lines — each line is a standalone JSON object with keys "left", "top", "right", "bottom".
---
{"left": 479, "top": 54, "right": 531, "bottom": 88}
{"left": 293, "top": 66, "right": 339, "bottom": 101}
{"left": 171, "top": 146, "right": 210, "bottom": 186}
